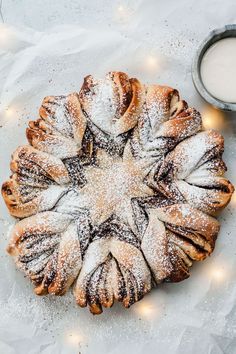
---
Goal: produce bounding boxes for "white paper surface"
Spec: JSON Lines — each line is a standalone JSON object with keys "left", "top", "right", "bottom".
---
{"left": 0, "top": 1, "right": 236, "bottom": 353}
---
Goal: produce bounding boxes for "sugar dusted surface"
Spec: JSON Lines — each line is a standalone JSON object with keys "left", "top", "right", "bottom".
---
{"left": 80, "top": 150, "right": 154, "bottom": 225}
{"left": 89, "top": 78, "right": 118, "bottom": 135}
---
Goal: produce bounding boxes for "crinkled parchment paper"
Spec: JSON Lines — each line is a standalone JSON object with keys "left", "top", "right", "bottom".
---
{"left": 0, "top": 1, "right": 236, "bottom": 353}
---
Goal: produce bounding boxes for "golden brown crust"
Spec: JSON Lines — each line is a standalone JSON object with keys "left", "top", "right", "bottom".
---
{"left": 156, "top": 130, "right": 234, "bottom": 216}
{"left": 27, "top": 93, "right": 87, "bottom": 159}
{"left": 79, "top": 72, "right": 144, "bottom": 137}
{"left": 114, "top": 77, "right": 144, "bottom": 135}
{"left": 2, "top": 145, "right": 70, "bottom": 218}
{"left": 7, "top": 212, "right": 81, "bottom": 297}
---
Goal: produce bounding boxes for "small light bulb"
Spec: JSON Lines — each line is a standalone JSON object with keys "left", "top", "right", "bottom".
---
{"left": 118, "top": 5, "right": 124, "bottom": 12}
{"left": 0, "top": 25, "right": 12, "bottom": 45}
{"left": 65, "top": 331, "right": 83, "bottom": 346}
{"left": 134, "top": 300, "right": 157, "bottom": 318}
{"left": 115, "top": 4, "right": 132, "bottom": 24}
{"left": 5, "top": 107, "right": 15, "bottom": 118}
{"left": 202, "top": 106, "right": 225, "bottom": 130}
{"left": 146, "top": 55, "right": 157, "bottom": 67}
{"left": 145, "top": 54, "right": 160, "bottom": 74}
{"left": 230, "top": 191, "right": 236, "bottom": 206}
{"left": 210, "top": 268, "right": 225, "bottom": 282}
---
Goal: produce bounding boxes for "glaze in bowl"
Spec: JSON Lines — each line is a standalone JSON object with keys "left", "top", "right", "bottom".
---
{"left": 192, "top": 24, "right": 236, "bottom": 111}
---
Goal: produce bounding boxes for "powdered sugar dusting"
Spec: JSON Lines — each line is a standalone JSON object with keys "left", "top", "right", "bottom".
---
{"left": 2, "top": 71, "right": 233, "bottom": 315}
{"left": 88, "top": 77, "right": 118, "bottom": 135}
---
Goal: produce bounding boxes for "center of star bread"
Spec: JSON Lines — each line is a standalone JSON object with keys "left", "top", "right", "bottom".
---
{"left": 79, "top": 152, "right": 154, "bottom": 225}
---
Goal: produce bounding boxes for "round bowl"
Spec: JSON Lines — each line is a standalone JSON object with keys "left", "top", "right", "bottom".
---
{"left": 192, "top": 24, "right": 236, "bottom": 111}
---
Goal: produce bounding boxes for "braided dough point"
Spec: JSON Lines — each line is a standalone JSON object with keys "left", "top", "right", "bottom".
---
{"left": 2, "top": 71, "right": 234, "bottom": 314}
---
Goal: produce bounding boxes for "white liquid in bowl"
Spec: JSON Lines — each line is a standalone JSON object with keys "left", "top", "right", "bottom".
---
{"left": 200, "top": 37, "right": 236, "bottom": 103}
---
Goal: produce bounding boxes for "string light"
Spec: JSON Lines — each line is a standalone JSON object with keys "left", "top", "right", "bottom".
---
{"left": 208, "top": 263, "right": 229, "bottom": 284}
{"left": 133, "top": 298, "right": 158, "bottom": 319}
{"left": 142, "top": 52, "right": 165, "bottom": 75}
{"left": 202, "top": 105, "right": 226, "bottom": 130}
{"left": 118, "top": 5, "right": 125, "bottom": 12}
{"left": 230, "top": 191, "right": 236, "bottom": 206}
{"left": 5, "top": 106, "right": 15, "bottom": 118}
{"left": 0, "top": 25, "right": 12, "bottom": 46}
{"left": 210, "top": 268, "right": 225, "bottom": 281}
{"left": 135, "top": 303, "right": 153, "bottom": 317}
{"left": 146, "top": 55, "right": 159, "bottom": 70}
{"left": 65, "top": 331, "right": 84, "bottom": 346}
{"left": 115, "top": 4, "right": 133, "bottom": 24}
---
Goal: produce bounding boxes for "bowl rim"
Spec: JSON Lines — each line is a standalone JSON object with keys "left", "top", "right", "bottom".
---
{"left": 192, "top": 24, "right": 236, "bottom": 111}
